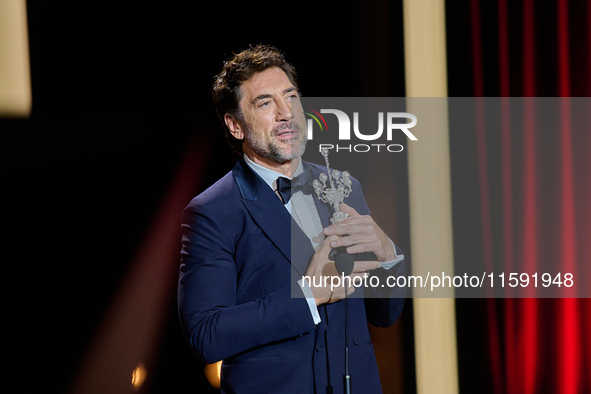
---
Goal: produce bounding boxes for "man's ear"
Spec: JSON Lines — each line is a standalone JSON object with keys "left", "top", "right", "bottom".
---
{"left": 224, "top": 114, "right": 244, "bottom": 141}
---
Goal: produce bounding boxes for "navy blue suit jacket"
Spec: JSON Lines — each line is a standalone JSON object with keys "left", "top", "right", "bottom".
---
{"left": 178, "top": 157, "right": 406, "bottom": 393}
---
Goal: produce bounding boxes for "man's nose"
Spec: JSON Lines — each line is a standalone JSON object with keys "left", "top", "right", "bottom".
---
{"left": 275, "top": 98, "right": 293, "bottom": 121}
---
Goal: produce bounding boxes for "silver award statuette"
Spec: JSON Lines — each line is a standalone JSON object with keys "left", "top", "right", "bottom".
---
{"left": 313, "top": 148, "right": 353, "bottom": 261}
{"left": 313, "top": 148, "right": 353, "bottom": 224}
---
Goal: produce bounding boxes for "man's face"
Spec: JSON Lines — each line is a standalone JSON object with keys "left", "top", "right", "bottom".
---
{"left": 232, "top": 67, "right": 307, "bottom": 165}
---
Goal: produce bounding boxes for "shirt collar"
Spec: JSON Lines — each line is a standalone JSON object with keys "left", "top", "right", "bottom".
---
{"left": 243, "top": 154, "right": 303, "bottom": 190}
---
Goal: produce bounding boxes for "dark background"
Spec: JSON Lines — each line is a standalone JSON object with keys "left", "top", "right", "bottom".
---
{"left": 2, "top": 1, "right": 514, "bottom": 393}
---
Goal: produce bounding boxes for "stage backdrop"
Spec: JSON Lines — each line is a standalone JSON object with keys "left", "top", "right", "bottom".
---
{"left": 448, "top": 1, "right": 591, "bottom": 393}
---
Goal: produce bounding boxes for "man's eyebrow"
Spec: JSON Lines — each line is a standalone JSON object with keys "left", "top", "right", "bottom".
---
{"left": 252, "top": 94, "right": 272, "bottom": 104}
{"left": 251, "top": 86, "right": 298, "bottom": 104}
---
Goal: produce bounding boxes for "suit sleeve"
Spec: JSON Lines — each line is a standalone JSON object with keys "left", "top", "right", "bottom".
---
{"left": 178, "top": 202, "right": 316, "bottom": 364}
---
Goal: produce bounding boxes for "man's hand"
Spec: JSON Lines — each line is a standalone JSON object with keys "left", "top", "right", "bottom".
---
{"left": 323, "top": 203, "right": 396, "bottom": 263}
{"left": 305, "top": 235, "right": 361, "bottom": 306}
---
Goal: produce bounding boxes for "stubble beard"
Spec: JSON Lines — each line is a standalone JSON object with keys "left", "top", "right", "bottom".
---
{"left": 242, "top": 119, "right": 308, "bottom": 164}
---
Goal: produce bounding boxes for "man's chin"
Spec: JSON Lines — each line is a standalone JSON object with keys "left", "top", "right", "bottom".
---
{"left": 285, "top": 146, "right": 306, "bottom": 161}
{"left": 275, "top": 142, "right": 306, "bottom": 160}
{"left": 276, "top": 151, "right": 303, "bottom": 163}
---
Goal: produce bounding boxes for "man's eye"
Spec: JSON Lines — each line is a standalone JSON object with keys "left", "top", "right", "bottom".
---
{"left": 259, "top": 101, "right": 270, "bottom": 108}
{"left": 287, "top": 94, "right": 299, "bottom": 101}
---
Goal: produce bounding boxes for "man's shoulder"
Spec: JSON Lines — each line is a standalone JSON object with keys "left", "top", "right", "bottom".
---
{"left": 303, "top": 160, "right": 327, "bottom": 174}
{"left": 186, "top": 169, "right": 239, "bottom": 211}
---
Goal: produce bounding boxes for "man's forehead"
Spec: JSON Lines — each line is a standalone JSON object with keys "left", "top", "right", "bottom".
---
{"left": 239, "top": 68, "right": 295, "bottom": 100}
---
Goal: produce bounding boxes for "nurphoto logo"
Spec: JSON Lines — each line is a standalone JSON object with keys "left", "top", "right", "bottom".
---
{"left": 304, "top": 107, "right": 418, "bottom": 153}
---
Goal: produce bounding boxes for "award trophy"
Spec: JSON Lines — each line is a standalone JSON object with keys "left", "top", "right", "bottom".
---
{"left": 313, "top": 148, "right": 377, "bottom": 264}
{"left": 313, "top": 148, "right": 353, "bottom": 227}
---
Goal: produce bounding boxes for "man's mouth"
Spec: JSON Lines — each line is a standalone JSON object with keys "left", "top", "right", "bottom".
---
{"left": 276, "top": 129, "right": 298, "bottom": 139}
{"left": 274, "top": 123, "right": 302, "bottom": 140}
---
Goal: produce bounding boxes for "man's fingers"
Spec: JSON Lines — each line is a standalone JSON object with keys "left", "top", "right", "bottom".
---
{"left": 328, "top": 275, "right": 358, "bottom": 303}
{"left": 324, "top": 214, "right": 376, "bottom": 237}
{"left": 307, "top": 235, "right": 339, "bottom": 278}
{"left": 339, "top": 202, "right": 360, "bottom": 217}
{"left": 329, "top": 232, "right": 380, "bottom": 248}
{"left": 352, "top": 260, "right": 382, "bottom": 272}
{"left": 319, "top": 235, "right": 338, "bottom": 253}
{"left": 324, "top": 217, "right": 367, "bottom": 237}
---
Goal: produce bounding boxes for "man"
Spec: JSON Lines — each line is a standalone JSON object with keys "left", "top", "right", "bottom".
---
{"left": 178, "top": 45, "right": 406, "bottom": 393}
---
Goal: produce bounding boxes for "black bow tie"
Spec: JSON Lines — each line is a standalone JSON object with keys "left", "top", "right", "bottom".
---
{"left": 276, "top": 168, "right": 313, "bottom": 204}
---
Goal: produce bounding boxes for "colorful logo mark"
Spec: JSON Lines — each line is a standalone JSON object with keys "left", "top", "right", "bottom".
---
{"left": 304, "top": 108, "right": 329, "bottom": 132}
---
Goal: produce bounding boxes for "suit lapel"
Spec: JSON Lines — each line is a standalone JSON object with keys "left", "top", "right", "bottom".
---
{"left": 234, "top": 158, "right": 320, "bottom": 278}
{"left": 233, "top": 158, "right": 293, "bottom": 262}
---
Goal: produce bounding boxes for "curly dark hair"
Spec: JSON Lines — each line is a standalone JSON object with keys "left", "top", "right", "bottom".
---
{"left": 212, "top": 44, "right": 298, "bottom": 154}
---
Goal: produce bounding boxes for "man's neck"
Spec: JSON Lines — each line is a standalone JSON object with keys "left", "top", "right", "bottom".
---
{"left": 243, "top": 150, "right": 299, "bottom": 177}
